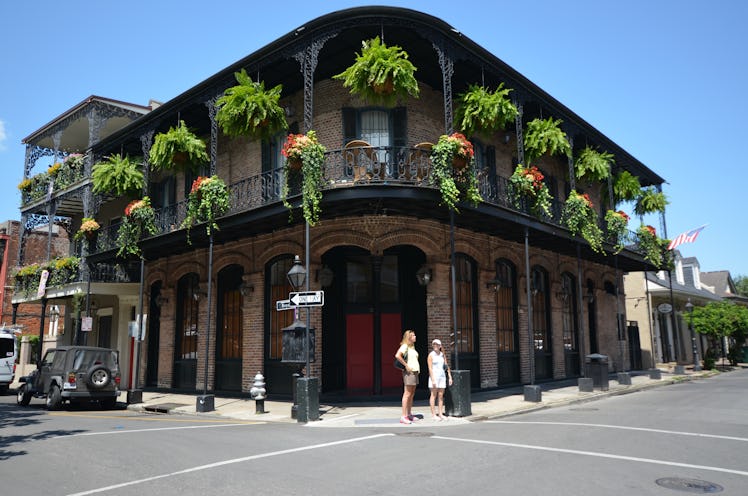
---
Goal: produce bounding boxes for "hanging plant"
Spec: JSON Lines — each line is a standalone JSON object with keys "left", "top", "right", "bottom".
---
{"left": 181, "top": 175, "right": 230, "bottom": 242}
{"left": 430, "top": 133, "right": 482, "bottom": 212}
{"left": 54, "top": 153, "right": 86, "bottom": 190}
{"left": 604, "top": 210, "right": 630, "bottom": 254}
{"left": 634, "top": 187, "right": 668, "bottom": 215}
{"left": 561, "top": 191, "right": 604, "bottom": 253}
{"left": 74, "top": 217, "right": 101, "bottom": 242}
{"left": 92, "top": 154, "right": 144, "bottom": 196}
{"left": 47, "top": 162, "right": 62, "bottom": 177}
{"left": 116, "top": 197, "right": 158, "bottom": 258}
{"left": 636, "top": 224, "right": 667, "bottom": 268}
{"left": 509, "top": 164, "right": 552, "bottom": 218}
{"left": 47, "top": 256, "right": 81, "bottom": 287}
{"left": 281, "top": 131, "right": 327, "bottom": 226}
{"left": 574, "top": 146, "right": 614, "bottom": 184}
{"left": 14, "top": 263, "right": 43, "bottom": 298}
{"left": 333, "top": 36, "right": 419, "bottom": 106}
{"left": 215, "top": 69, "right": 288, "bottom": 140}
{"left": 523, "top": 117, "right": 571, "bottom": 164}
{"left": 149, "top": 120, "right": 209, "bottom": 172}
{"left": 17, "top": 178, "right": 33, "bottom": 193}
{"left": 603, "top": 170, "right": 641, "bottom": 208}
{"left": 454, "top": 83, "right": 518, "bottom": 137}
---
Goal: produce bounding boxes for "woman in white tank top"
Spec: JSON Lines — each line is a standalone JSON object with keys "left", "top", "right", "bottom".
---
{"left": 428, "top": 339, "right": 452, "bottom": 420}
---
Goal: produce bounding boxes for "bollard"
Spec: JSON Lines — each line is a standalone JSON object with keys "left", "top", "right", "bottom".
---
{"left": 578, "top": 377, "right": 593, "bottom": 392}
{"left": 617, "top": 372, "right": 632, "bottom": 385}
{"left": 524, "top": 385, "right": 542, "bottom": 402}
{"left": 648, "top": 368, "right": 662, "bottom": 380}
{"left": 249, "top": 372, "right": 267, "bottom": 414}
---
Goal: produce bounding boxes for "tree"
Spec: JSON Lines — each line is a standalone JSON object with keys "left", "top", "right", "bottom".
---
{"left": 691, "top": 301, "right": 748, "bottom": 366}
{"left": 734, "top": 275, "right": 748, "bottom": 297}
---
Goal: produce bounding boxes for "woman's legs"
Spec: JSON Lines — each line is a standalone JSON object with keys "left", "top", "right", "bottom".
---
{"left": 437, "top": 388, "right": 446, "bottom": 418}
{"left": 402, "top": 385, "right": 415, "bottom": 419}
{"left": 407, "top": 385, "right": 415, "bottom": 416}
{"left": 429, "top": 387, "right": 437, "bottom": 417}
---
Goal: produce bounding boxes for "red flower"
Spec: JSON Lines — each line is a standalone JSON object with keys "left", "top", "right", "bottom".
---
{"left": 616, "top": 210, "right": 630, "bottom": 222}
{"left": 645, "top": 225, "right": 656, "bottom": 236}
{"left": 581, "top": 193, "right": 593, "bottom": 208}
{"left": 191, "top": 176, "right": 209, "bottom": 194}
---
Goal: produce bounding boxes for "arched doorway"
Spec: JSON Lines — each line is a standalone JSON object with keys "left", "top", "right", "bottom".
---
{"left": 531, "top": 266, "right": 553, "bottom": 380}
{"left": 321, "top": 245, "right": 427, "bottom": 396}
{"left": 215, "top": 265, "right": 243, "bottom": 392}
{"left": 146, "top": 281, "right": 162, "bottom": 387}
{"left": 174, "top": 272, "right": 199, "bottom": 390}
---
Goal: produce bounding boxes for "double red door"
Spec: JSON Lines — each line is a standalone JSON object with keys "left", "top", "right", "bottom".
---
{"left": 345, "top": 312, "right": 403, "bottom": 392}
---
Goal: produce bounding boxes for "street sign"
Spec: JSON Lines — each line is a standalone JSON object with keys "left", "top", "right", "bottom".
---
{"left": 276, "top": 299, "right": 294, "bottom": 311}
{"left": 289, "top": 290, "right": 324, "bottom": 307}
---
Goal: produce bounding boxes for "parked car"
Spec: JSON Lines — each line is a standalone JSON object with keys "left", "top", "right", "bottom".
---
{"left": 17, "top": 346, "right": 121, "bottom": 410}
{"left": 0, "top": 327, "right": 19, "bottom": 394}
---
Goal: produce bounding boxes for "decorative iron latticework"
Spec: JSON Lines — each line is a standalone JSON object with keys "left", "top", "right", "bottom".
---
{"left": 292, "top": 32, "right": 339, "bottom": 133}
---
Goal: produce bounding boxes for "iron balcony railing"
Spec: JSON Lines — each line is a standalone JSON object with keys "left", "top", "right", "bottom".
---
{"left": 84, "top": 145, "right": 645, "bottom": 258}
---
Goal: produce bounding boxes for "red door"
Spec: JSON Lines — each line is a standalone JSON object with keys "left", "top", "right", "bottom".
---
{"left": 380, "top": 313, "right": 403, "bottom": 389}
{"left": 346, "top": 314, "right": 373, "bottom": 390}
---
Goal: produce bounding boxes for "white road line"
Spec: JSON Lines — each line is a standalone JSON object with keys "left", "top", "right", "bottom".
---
{"left": 66, "top": 433, "right": 394, "bottom": 496}
{"left": 487, "top": 420, "right": 748, "bottom": 443}
{"left": 433, "top": 435, "right": 748, "bottom": 477}
{"left": 52, "top": 423, "right": 258, "bottom": 439}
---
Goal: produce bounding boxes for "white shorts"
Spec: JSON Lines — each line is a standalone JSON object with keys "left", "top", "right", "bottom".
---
{"left": 429, "top": 376, "right": 446, "bottom": 389}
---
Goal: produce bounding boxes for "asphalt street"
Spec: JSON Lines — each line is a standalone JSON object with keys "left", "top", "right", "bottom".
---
{"left": 1, "top": 369, "right": 746, "bottom": 495}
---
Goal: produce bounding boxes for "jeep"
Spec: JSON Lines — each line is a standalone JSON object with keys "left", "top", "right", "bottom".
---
{"left": 17, "top": 346, "right": 121, "bottom": 410}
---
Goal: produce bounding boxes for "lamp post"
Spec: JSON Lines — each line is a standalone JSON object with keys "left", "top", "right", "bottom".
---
{"left": 286, "top": 254, "right": 318, "bottom": 422}
{"left": 685, "top": 299, "right": 701, "bottom": 371}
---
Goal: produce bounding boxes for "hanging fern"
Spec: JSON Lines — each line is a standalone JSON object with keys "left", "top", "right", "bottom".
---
{"left": 523, "top": 117, "right": 571, "bottom": 164}
{"left": 634, "top": 187, "right": 668, "bottom": 215}
{"left": 215, "top": 69, "right": 288, "bottom": 140}
{"left": 454, "top": 83, "right": 518, "bottom": 137}
{"left": 333, "top": 36, "right": 419, "bottom": 106}
{"left": 149, "top": 120, "right": 209, "bottom": 172}
{"left": 612, "top": 170, "right": 641, "bottom": 203}
{"left": 92, "top": 154, "right": 144, "bottom": 196}
{"left": 574, "top": 146, "right": 614, "bottom": 183}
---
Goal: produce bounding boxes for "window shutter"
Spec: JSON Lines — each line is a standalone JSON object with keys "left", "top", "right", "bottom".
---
{"left": 392, "top": 107, "right": 407, "bottom": 148}
{"left": 342, "top": 107, "right": 357, "bottom": 146}
{"left": 261, "top": 141, "right": 272, "bottom": 173}
{"left": 485, "top": 146, "right": 496, "bottom": 178}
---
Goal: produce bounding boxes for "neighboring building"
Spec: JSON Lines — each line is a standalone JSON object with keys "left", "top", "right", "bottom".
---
{"left": 15, "top": 7, "right": 668, "bottom": 398}
{"left": 700, "top": 270, "right": 748, "bottom": 307}
{"left": 624, "top": 252, "right": 721, "bottom": 368}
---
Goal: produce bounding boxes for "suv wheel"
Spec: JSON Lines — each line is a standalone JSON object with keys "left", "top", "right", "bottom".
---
{"left": 17, "top": 384, "right": 31, "bottom": 406}
{"left": 86, "top": 364, "right": 112, "bottom": 389}
{"left": 46, "top": 384, "right": 62, "bottom": 410}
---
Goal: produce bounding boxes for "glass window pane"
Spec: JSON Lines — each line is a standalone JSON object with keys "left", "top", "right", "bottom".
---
{"left": 268, "top": 257, "right": 294, "bottom": 360}
{"left": 360, "top": 110, "right": 390, "bottom": 148}
{"left": 380, "top": 255, "right": 399, "bottom": 303}
{"left": 347, "top": 257, "right": 371, "bottom": 304}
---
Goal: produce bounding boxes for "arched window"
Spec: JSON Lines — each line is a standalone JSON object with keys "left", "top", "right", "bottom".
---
{"left": 495, "top": 259, "right": 517, "bottom": 353}
{"left": 266, "top": 256, "right": 295, "bottom": 360}
{"left": 455, "top": 254, "right": 476, "bottom": 354}
{"left": 561, "top": 272, "right": 578, "bottom": 352}
{"left": 531, "top": 265, "right": 553, "bottom": 380}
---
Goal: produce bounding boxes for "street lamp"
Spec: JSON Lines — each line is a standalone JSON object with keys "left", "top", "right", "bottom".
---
{"left": 685, "top": 299, "right": 701, "bottom": 371}
{"left": 287, "top": 255, "right": 306, "bottom": 291}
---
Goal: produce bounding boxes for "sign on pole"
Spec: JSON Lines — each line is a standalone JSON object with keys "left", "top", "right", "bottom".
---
{"left": 276, "top": 299, "right": 294, "bottom": 311}
{"left": 289, "top": 291, "right": 324, "bottom": 307}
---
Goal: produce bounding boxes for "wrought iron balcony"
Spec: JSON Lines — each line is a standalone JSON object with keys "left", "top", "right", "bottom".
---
{"left": 83, "top": 145, "right": 647, "bottom": 261}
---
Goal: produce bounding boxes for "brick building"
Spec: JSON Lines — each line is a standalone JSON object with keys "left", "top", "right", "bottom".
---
{"left": 15, "top": 7, "right": 668, "bottom": 399}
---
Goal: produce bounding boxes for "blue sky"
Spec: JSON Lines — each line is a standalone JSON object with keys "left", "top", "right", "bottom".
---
{"left": 1, "top": 1, "right": 745, "bottom": 277}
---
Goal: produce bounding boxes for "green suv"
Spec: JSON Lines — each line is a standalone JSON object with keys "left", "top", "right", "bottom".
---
{"left": 17, "top": 346, "right": 121, "bottom": 410}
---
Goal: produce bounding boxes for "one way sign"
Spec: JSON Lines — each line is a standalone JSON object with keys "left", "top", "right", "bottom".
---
{"left": 289, "top": 291, "right": 324, "bottom": 307}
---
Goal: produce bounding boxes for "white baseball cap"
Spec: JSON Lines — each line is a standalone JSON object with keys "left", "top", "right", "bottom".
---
{"left": 432, "top": 339, "right": 441, "bottom": 346}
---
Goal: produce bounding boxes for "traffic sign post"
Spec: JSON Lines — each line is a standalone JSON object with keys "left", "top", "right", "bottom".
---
{"left": 289, "top": 291, "right": 324, "bottom": 307}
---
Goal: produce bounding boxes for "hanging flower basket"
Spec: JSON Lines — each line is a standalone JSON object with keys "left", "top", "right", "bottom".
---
{"left": 74, "top": 217, "right": 101, "bottom": 242}
{"left": 430, "top": 133, "right": 481, "bottom": 212}
{"left": 181, "top": 175, "right": 230, "bottom": 242}
{"left": 509, "top": 164, "right": 552, "bottom": 218}
{"left": 561, "top": 191, "right": 603, "bottom": 253}
{"left": 116, "top": 197, "right": 157, "bottom": 258}
{"left": 604, "top": 210, "right": 630, "bottom": 254}
{"left": 636, "top": 224, "right": 668, "bottom": 268}
{"left": 281, "top": 131, "right": 327, "bottom": 225}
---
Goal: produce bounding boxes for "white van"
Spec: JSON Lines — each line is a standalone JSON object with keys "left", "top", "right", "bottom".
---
{"left": 0, "top": 327, "right": 19, "bottom": 394}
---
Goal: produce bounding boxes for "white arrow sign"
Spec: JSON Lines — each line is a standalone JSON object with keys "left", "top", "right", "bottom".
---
{"left": 289, "top": 290, "right": 324, "bottom": 307}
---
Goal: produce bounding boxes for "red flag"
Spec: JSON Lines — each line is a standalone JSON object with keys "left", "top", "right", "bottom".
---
{"left": 667, "top": 225, "right": 706, "bottom": 251}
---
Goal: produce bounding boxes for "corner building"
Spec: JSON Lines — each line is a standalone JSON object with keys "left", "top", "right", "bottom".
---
{"left": 17, "top": 7, "right": 665, "bottom": 398}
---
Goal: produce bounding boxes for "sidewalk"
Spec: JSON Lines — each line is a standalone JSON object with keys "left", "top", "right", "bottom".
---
{"left": 126, "top": 368, "right": 720, "bottom": 428}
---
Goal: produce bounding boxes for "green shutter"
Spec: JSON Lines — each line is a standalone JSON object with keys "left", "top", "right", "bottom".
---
{"left": 392, "top": 106, "right": 407, "bottom": 148}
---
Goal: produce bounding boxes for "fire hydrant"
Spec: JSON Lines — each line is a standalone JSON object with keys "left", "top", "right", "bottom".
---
{"left": 249, "top": 372, "right": 267, "bottom": 414}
